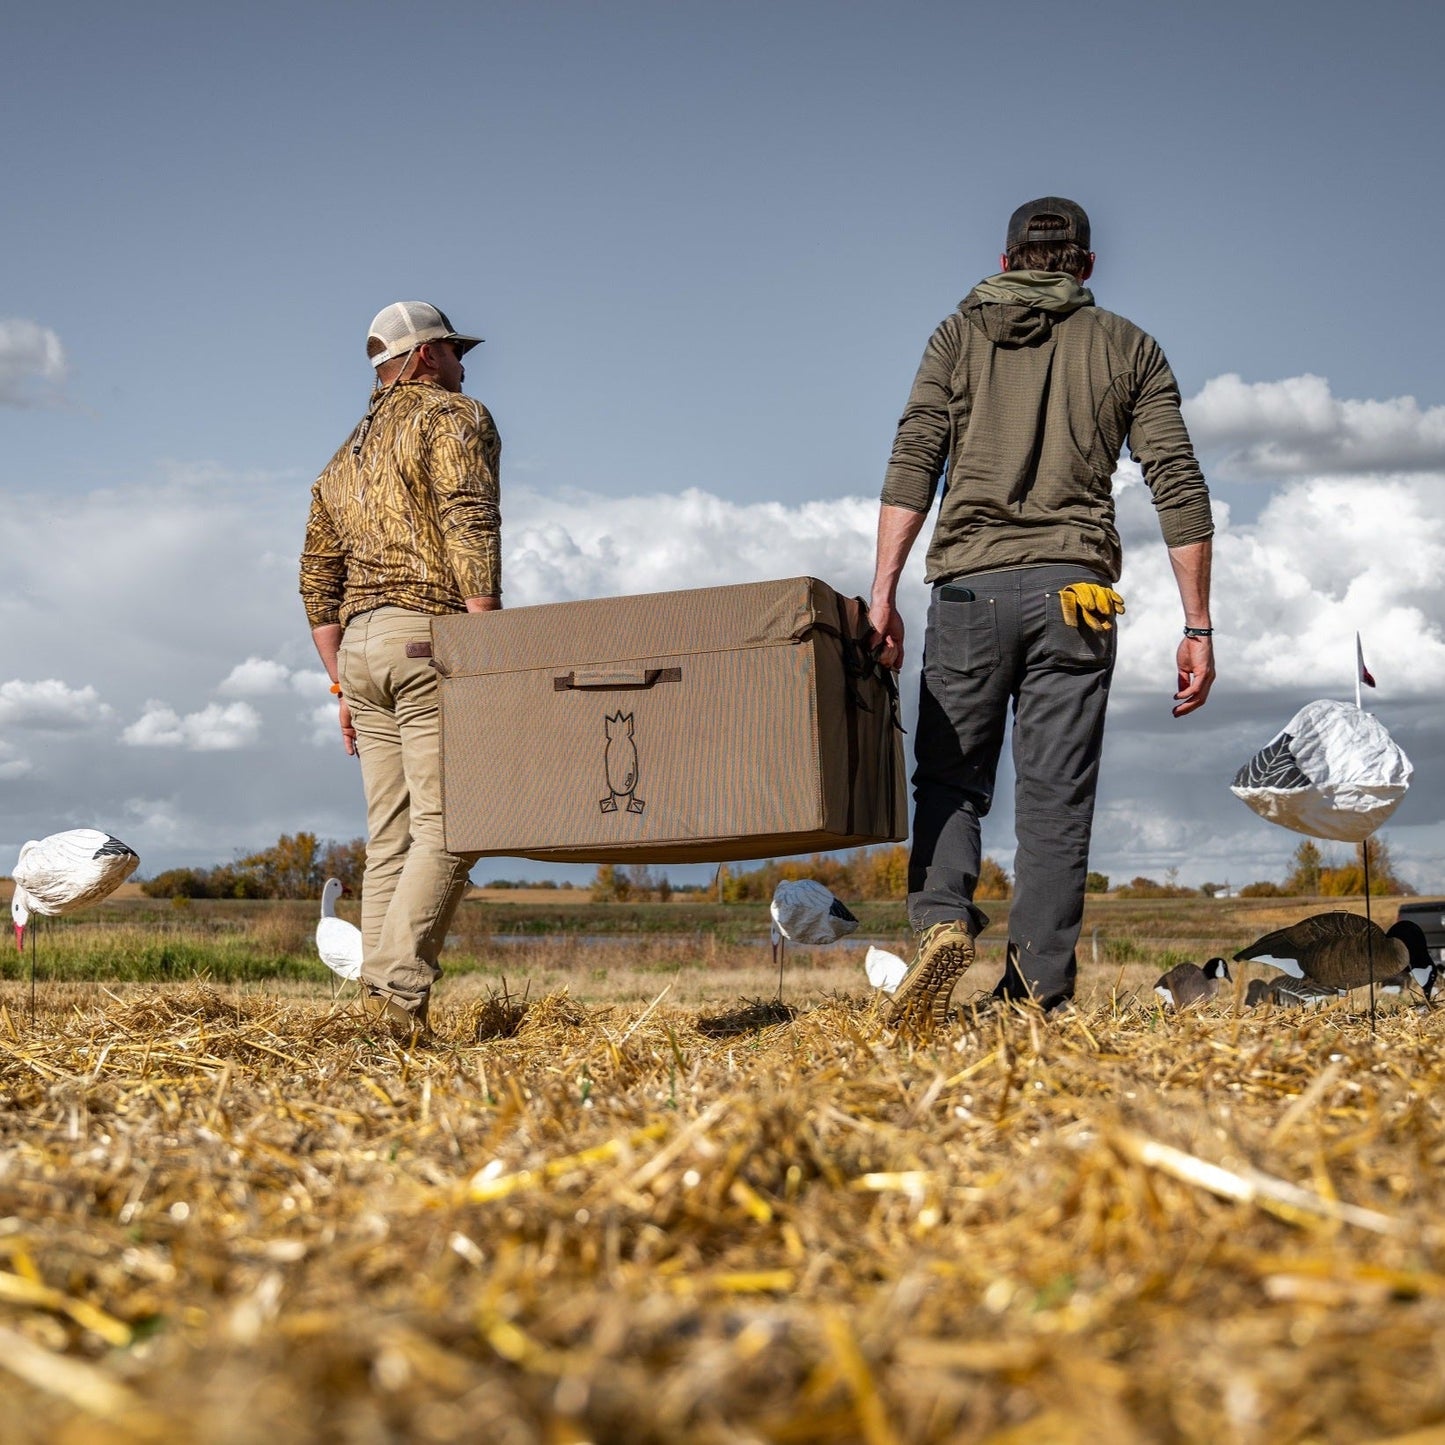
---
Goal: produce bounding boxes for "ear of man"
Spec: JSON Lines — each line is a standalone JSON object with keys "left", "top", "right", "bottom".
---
{"left": 376, "top": 342, "right": 445, "bottom": 386}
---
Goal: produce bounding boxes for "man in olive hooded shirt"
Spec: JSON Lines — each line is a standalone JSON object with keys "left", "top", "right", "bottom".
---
{"left": 869, "top": 198, "right": 1215, "bottom": 1023}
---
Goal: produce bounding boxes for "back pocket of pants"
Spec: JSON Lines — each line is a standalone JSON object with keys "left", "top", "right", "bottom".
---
{"left": 1043, "top": 595, "right": 1116, "bottom": 672}
{"left": 930, "top": 595, "right": 1000, "bottom": 676}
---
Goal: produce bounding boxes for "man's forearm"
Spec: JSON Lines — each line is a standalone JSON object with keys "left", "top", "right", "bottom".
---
{"left": 867, "top": 503, "right": 929, "bottom": 671}
{"left": 871, "top": 504, "right": 929, "bottom": 608}
{"left": 311, "top": 623, "right": 343, "bottom": 683}
{"left": 1167, "top": 539, "right": 1215, "bottom": 717}
{"left": 1167, "top": 539, "right": 1212, "bottom": 627}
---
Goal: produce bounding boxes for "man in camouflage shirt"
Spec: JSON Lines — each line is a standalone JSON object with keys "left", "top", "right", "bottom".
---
{"left": 300, "top": 301, "right": 501, "bottom": 1034}
{"left": 870, "top": 199, "right": 1215, "bottom": 1024}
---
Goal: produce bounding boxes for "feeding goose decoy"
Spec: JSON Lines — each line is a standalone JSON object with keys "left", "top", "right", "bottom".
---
{"left": 1244, "top": 976, "right": 1334, "bottom": 1008}
{"left": 768, "top": 879, "right": 858, "bottom": 996}
{"left": 1154, "top": 956, "right": 1231, "bottom": 1008}
{"left": 11, "top": 829, "right": 140, "bottom": 1018}
{"left": 1380, "top": 958, "right": 1437, "bottom": 1002}
{"left": 1234, "top": 911, "right": 1436, "bottom": 997}
{"left": 11, "top": 829, "right": 140, "bottom": 950}
{"left": 316, "top": 877, "right": 363, "bottom": 982}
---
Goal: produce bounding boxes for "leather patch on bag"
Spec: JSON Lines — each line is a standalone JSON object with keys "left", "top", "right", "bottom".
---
{"left": 405, "top": 641, "right": 433, "bottom": 658}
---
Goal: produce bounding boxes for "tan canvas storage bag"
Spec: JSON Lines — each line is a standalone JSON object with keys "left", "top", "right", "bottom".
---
{"left": 432, "top": 576, "right": 907, "bottom": 863}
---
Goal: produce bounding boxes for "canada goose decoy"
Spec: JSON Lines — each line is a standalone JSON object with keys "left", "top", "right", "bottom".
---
{"left": 1234, "top": 912, "right": 1436, "bottom": 996}
{"left": 1244, "top": 978, "right": 1273, "bottom": 1007}
{"left": 1154, "top": 956, "right": 1231, "bottom": 1008}
{"left": 1244, "top": 976, "right": 1333, "bottom": 1008}
{"left": 1380, "top": 960, "right": 1437, "bottom": 1001}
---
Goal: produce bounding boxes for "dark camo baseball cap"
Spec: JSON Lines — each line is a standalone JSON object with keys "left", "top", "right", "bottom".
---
{"left": 1006, "top": 197, "right": 1091, "bottom": 252}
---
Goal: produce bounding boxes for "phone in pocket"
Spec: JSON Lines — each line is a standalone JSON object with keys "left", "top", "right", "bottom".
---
{"left": 938, "top": 583, "right": 977, "bottom": 602}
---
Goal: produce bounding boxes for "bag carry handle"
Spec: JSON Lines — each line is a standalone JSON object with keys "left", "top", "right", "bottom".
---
{"left": 553, "top": 666, "right": 683, "bottom": 692}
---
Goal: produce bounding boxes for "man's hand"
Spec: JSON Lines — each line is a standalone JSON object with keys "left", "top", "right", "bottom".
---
{"left": 1173, "top": 636, "right": 1215, "bottom": 717}
{"left": 868, "top": 596, "right": 906, "bottom": 672}
{"left": 868, "top": 505, "right": 927, "bottom": 673}
{"left": 339, "top": 698, "right": 358, "bottom": 756}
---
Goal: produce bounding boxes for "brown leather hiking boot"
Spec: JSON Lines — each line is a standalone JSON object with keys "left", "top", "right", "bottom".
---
{"left": 361, "top": 991, "right": 432, "bottom": 1040}
{"left": 888, "top": 920, "right": 975, "bottom": 1027}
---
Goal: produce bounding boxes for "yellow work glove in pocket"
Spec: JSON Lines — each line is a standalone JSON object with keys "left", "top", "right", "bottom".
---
{"left": 1059, "top": 583, "right": 1126, "bottom": 632}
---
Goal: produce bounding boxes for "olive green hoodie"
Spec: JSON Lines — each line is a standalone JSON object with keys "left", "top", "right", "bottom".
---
{"left": 881, "top": 271, "right": 1213, "bottom": 584}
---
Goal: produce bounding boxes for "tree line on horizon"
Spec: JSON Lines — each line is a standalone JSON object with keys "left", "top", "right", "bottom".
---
{"left": 136, "top": 834, "right": 1418, "bottom": 902}
{"left": 592, "top": 836, "right": 1417, "bottom": 903}
{"left": 140, "top": 833, "right": 367, "bottom": 900}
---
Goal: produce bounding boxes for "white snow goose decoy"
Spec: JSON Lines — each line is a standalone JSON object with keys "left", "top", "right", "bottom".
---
{"left": 316, "top": 877, "right": 362, "bottom": 982}
{"left": 768, "top": 879, "right": 858, "bottom": 996}
{"left": 1234, "top": 911, "right": 1436, "bottom": 999}
{"left": 1154, "top": 956, "right": 1231, "bottom": 1009}
{"left": 11, "top": 829, "right": 139, "bottom": 951}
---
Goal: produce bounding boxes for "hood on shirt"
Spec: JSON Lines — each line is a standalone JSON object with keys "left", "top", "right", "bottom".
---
{"left": 960, "top": 270, "right": 1094, "bottom": 348}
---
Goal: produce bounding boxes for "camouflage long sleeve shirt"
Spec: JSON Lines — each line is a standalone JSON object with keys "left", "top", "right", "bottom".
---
{"left": 300, "top": 379, "right": 502, "bottom": 629}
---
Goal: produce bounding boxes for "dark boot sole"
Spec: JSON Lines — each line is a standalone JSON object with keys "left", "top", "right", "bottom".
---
{"left": 889, "top": 937, "right": 974, "bottom": 1026}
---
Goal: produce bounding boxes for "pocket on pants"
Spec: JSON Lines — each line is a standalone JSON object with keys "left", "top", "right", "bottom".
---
{"left": 1042, "top": 594, "right": 1117, "bottom": 672}
{"left": 930, "top": 594, "right": 1000, "bottom": 677}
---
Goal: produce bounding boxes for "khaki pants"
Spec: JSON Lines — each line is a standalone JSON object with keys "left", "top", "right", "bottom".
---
{"left": 338, "top": 607, "right": 476, "bottom": 1015}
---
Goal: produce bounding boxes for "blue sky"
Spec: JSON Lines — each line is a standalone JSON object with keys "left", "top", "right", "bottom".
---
{"left": 4, "top": 0, "right": 1445, "bottom": 892}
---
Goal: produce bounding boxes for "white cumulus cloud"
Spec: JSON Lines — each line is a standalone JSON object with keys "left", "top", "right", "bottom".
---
{"left": 123, "top": 700, "right": 262, "bottom": 751}
{"left": 505, "top": 487, "right": 880, "bottom": 607}
{"left": 217, "top": 658, "right": 294, "bottom": 696}
{"left": 1114, "top": 472, "right": 1445, "bottom": 701}
{"left": 308, "top": 701, "right": 342, "bottom": 748}
{"left": 0, "top": 678, "right": 112, "bottom": 730}
{"left": 1185, "top": 373, "right": 1445, "bottom": 477}
{"left": 0, "top": 319, "right": 66, "bottom": 406}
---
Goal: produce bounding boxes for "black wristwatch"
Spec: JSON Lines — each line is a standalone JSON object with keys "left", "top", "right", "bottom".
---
{"left": 1183, "top": 626, "right": 1214, "bottom": 639}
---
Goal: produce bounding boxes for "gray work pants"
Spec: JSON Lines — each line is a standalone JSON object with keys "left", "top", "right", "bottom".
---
{"left": 338, "top": 606, "right": 478, "bottom": 1015}
{"left": 907, "top": 564, "right": 1116, "bottom": 1007}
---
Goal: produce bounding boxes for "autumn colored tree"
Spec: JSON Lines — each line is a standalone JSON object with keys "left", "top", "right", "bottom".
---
{"left": 1113, "top": 875, "right": 1198, "bottom": 899}
{"left": 1318, "top": 836, "right": 1413, "bottom": 897}
{"left": 856, "top": 844, "right": 909, "bottom": 901}
{"left": 234, "top": 832, "right": 325, "bottom": 899}
{"left": 141, "top": 834, "right": 367, "bottom": 899}
{"left": 1283, "top": 840, "right": 1324, "bottom": 896}
{"left": 975, "top": 856, "right": 1013, "bottom": 900}
{"left": 320, "top": 837, "right": 367, "bottom": 894}
{"left": 591, "top": 864, "right": 634, "bottom": 902}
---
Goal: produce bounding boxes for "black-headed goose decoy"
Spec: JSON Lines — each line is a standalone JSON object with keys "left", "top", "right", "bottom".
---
{"left": 11, "top": 829, "right": 139, "bottom": 950}
{"left": 1244, "top": 976, "right": 1333, "bottom": 1008}
{"left": 1154, "top": 956, "right": 1231, "bottom": 1008}
{"left": 1234, "top": 911, "right": 1436, "bottom": 997}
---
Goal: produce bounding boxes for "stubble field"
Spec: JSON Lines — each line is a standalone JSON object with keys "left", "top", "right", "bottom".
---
{"left": 0, "top": 895, "right": 1442, "bottom": 1443}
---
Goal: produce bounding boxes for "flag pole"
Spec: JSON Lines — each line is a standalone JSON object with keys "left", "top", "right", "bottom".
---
{"left": 1363, "top": 837, "right": 1376, "bottom": 1032}
{"left": 1355, "top": 631, "right": 1363, "bottom": 711}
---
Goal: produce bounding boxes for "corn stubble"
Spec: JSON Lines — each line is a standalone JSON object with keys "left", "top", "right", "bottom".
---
{"left": 1, "top": 978, "right": 1443, "bottom": 1444}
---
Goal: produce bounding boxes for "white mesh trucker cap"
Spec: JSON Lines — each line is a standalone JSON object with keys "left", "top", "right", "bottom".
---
{"left": 365, "top": 302, "right": 483, "bottom": 368}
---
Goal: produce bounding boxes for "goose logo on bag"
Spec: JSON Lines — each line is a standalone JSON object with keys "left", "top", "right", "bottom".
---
{"left": 599, "top": 712, "right": 646, "bottom": 815}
